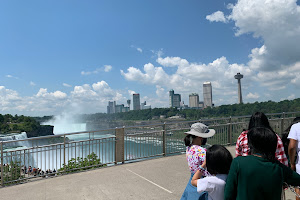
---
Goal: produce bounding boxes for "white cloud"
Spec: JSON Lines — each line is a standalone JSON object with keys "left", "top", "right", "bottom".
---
{"left": 81, "top": 68, "right": 101, "bottom": 75}
{"left": 6, "top": 75, "right": 18, "bottom": 79}
{"left": 63, "top": 83, "right": 72, "bottom": 87}
{"left": 0, "top": 80, "right": 126, "bottom": 115}
{"left": 81, "top": 65, "right": 113, "bottom": 75}
{"left": 151, "top": 48, "right": 164, "bottom": 58}
{"left": 36, "top": 88, "right": 67, "bottom": 99}
{"left": 30, "top": 81, "right": 36, "bottom": 86}
{"left": 155, "top": 85, "right": 165, "bottom": 97}
{"left": 104, "top": 65, "right": 112, "bottom": 72}
{"left": 131, "top": 45, "right": 143, "bottom": 53}
{"left": 204, "top": 0, "right": 300, "bottom": 91}
{"left": 128, "top": 90, "right": 136, "bottom": 96}
{"left": 246, "top": 92, "right": 260, "bottom": 99}
{"left": 121, "top": 56, "right": 254, "bottom": 106}
{"left": 280, "top": 94, "right": 296, "bottom": 101}
{"left": 206, "top": 11, "right": 228, "bottom": 23}
{"left": 157, "top": 57, "right": 189, "bottom": 67}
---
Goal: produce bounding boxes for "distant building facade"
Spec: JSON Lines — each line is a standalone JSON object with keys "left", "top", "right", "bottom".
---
{"left": 199, "top": 101, "right": 204, "bottom": 109}
{"left": 189, "top": 93, "right": 199, "bottom": 108}
{"left": 169, "top": 89, "right": 181, "bottom": 108}
{"left": 203, "top": 82, "right": 213, "bottom": 108}
{"left": 133, "top": 93, "right": 141, "bottom": 110}
{"left": 141, "top": 101, "right": 151, "bottom": 110}
{"left": 127, "top": 99, "right": 131, "bottom": 110}
{"left": 107, "top": 101, "right": 116, "bottom": 114}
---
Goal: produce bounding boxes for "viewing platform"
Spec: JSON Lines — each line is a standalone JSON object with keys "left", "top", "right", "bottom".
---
{"left": 0, "top": 146, "right": 295, "bottom": 200}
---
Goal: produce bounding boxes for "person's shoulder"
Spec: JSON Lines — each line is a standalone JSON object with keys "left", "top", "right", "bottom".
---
{"left": 237, "top": 131, "right": 248, "bottom": 139}
{"left": 291, "top": 122, "right": 300, "bottom": 130}
{"left": 201, "top": 175, "right": 225, "bottom": 185}
{"left": 233, "top": 155, "right": 252, "bottom": 163}
{"left": 193, "top": 145, "right": 206, "bottom": 151}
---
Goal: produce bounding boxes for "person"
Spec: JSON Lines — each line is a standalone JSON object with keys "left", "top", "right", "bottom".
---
{"left": 236, "top": 112, "right": 288, "bottom": 166}
{"left": 282, "top": 117, "right": 300, "bottom": 163}
{"left": 180, "top": 122, "right": 215, "bottom": 200}
{"left": 288, "top": 119, "right": 300, "bottom": 200}
{"left": 191, "top": 145, "right": 233, "bottom": 200}
{"left": 225, "top": 127, "right": 300, "bottom": 200}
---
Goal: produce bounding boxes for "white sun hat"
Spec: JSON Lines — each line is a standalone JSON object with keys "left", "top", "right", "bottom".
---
{"left": 184, "top": 122, "right": 215, "bottom": 138}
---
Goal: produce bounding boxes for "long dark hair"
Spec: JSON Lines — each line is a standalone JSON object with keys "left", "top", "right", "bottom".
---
{"left": 248, "top": 127, "right": 277, "bottom": 162}
{"left": 184, "top": 134, "right": 207, "bottom": 147}
{"left": 248, "top": 112, "right": 273, "bottom": 131}
{"left": 206, "top": 145, "right": 233, "bottom": 175}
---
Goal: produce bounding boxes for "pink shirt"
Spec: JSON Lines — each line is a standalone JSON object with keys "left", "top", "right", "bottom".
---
{"left": 186, "top": 145, "right": 209, "bottom": 176}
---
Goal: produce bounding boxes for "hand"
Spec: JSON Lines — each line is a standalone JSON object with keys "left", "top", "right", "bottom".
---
{"left": 291, "top": 164, "right": 296, "bottom": 171}
{"left": 201, "top": 159, "right": 206, "bottom": 168}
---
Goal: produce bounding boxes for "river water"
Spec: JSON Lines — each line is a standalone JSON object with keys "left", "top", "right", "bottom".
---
{"left": 0, "top": 123, "right": 184, "bottom": 171}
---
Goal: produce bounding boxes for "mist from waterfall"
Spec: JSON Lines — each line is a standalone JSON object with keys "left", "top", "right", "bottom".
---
{"left": 42, "top": 112, "right": 86, "bottom": 134}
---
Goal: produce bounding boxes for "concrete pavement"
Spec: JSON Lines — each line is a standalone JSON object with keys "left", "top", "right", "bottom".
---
{"left": 0, "top": 146, "right": 296, "bottom": 200}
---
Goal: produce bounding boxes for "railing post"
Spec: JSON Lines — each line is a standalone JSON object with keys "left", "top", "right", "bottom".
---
{"left": 281, "top": 112, "right": 285, "bottom": 135}
{"left": 63, "top": 135, "right": 66, "bottom": 173}
{"left": 228, "top": 117, "right": 232, "bottom": 145}
{"left": 163, "top": 123, "right": 166, "bottom": 156}
{"left": 1, "top": 142, "right": 3, "bottom": 186}
{"left": 115, "top": 127, "right": 125, "bottom": 164}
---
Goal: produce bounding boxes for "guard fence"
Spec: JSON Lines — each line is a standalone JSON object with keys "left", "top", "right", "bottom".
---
{"left": 0, "top": 111, "right": 299, "bottom": 186}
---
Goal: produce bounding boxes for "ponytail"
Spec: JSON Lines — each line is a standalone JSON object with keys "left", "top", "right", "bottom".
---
{"left": 184, "top": 134, "right": 197, "bottom": 147}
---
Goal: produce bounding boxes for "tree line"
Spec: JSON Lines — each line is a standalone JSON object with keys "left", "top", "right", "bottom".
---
{"left": 82, "top": 98, "right": 300, "bottom": 122}
{"left": 0, "top": 114, "right": 40, "bottom": 134}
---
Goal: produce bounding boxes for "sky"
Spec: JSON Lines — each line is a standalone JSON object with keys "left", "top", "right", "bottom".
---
{"left": 1, "top": 0, "right": 300, "bottom": 117}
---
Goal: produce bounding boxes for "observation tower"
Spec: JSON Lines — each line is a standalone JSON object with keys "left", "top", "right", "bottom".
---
{"left": 234, "top": 72, "right": 243, "bottom": 104}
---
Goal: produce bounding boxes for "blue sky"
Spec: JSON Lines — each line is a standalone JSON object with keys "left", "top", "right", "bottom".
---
{"left": 1, "top": 0, "right": 300, "bottom": 116}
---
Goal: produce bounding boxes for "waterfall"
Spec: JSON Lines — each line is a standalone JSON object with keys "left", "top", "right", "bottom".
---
{"left": 0, "top": 132, "right": 28, "bottom": 141}
{"left": 0, "top": 132, "right": 29, "bottom": 148}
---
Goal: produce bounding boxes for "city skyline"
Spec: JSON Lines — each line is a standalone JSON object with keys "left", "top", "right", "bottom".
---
{"left": 1, "top": 0, "right": 300, "bottom": 116}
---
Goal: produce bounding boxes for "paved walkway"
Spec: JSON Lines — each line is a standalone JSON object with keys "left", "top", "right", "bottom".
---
{"left": 0, "top": 146, "right": 296, "bottom": 200}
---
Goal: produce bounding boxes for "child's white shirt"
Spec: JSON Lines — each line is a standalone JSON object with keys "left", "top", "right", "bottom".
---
{"left": 197, "top": 174, "right": 227, "bottom": 200}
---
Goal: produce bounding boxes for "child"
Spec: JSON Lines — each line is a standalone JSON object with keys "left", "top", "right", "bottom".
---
{"left": 191, "top": 145, "right": 233, "bottom": 200}
{"left": 225, "top": 127, "right": 300, "bottom": 200}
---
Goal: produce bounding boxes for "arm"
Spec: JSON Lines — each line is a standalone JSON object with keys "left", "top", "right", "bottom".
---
{"left": 275, "top": 135, "right": 289, "bottom": 166}
{"left": 236, "top": 132, "right": 247, "bottom": 157}
{"left": 191, "top": 160, "right": 206, "bottom": 187}
{"left": 282, "top": 163, "right": 300, "bottom": 186}
{"left": 288, "top": 139, "right": 298, "bottom": 171}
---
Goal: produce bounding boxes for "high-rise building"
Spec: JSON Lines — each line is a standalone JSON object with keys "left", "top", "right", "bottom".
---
{"left": 115, "top": 104, "right": 124, "bottom": 113}
{"left": 189, "top": 93, "right": 199, "bottom": 108}
{"left": 199, "top": 101, "right": 204, "bottom": 109}
{"left": 141, "top": 101, "right": 151, "bottom": 110}
{"left": 169, "top": 89, "right": 181, "bottom": 108}
{"left": 133, "top": 93, "right": 141, "bottom": 110}
{"left": 107, "top": 101, "right": 116, "bottom": 114}
{"left": 127, "top": 99, "right": 131, "bottom": 110}
{"left": 203, "top": 82, "right": 213, "bottom": 108}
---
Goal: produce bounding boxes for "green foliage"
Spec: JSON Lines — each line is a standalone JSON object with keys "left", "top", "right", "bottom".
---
{"left": 0, "top": 114, "right": 40, "bottom": 134}
{"left": 79, "top": 98, "right": 300, "bottom": 121}
{"left": 2, "top": 160, "right": 25, "bottom": 185}
{"left": 58, "top": 152, "right": 106, "bottom": 173}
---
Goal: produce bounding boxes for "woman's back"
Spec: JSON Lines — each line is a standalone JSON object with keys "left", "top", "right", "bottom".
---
{"left": 225, "top": 155, "right": 300, "bottom": 200}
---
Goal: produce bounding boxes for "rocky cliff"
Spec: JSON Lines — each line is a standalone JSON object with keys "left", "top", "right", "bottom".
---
{"left": 27, "top": 125, "right": 54, "bottom": 138}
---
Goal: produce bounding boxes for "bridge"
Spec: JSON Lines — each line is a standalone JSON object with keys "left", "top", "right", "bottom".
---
{"left": 0, "top": 146, "right": 295, "bottom": 200}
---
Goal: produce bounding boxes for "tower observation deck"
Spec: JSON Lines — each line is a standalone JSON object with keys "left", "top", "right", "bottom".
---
{"left": 234, "top": 72, "right": 243, "bottom": 104}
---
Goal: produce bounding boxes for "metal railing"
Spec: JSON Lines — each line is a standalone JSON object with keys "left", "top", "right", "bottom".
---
{"left": 0, "top": 111, "right": 299, "bottom": 186}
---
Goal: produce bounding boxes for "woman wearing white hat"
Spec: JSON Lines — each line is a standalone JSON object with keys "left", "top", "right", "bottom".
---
{"left": 180, "top": 122, "right": 215, "bottom": 200}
